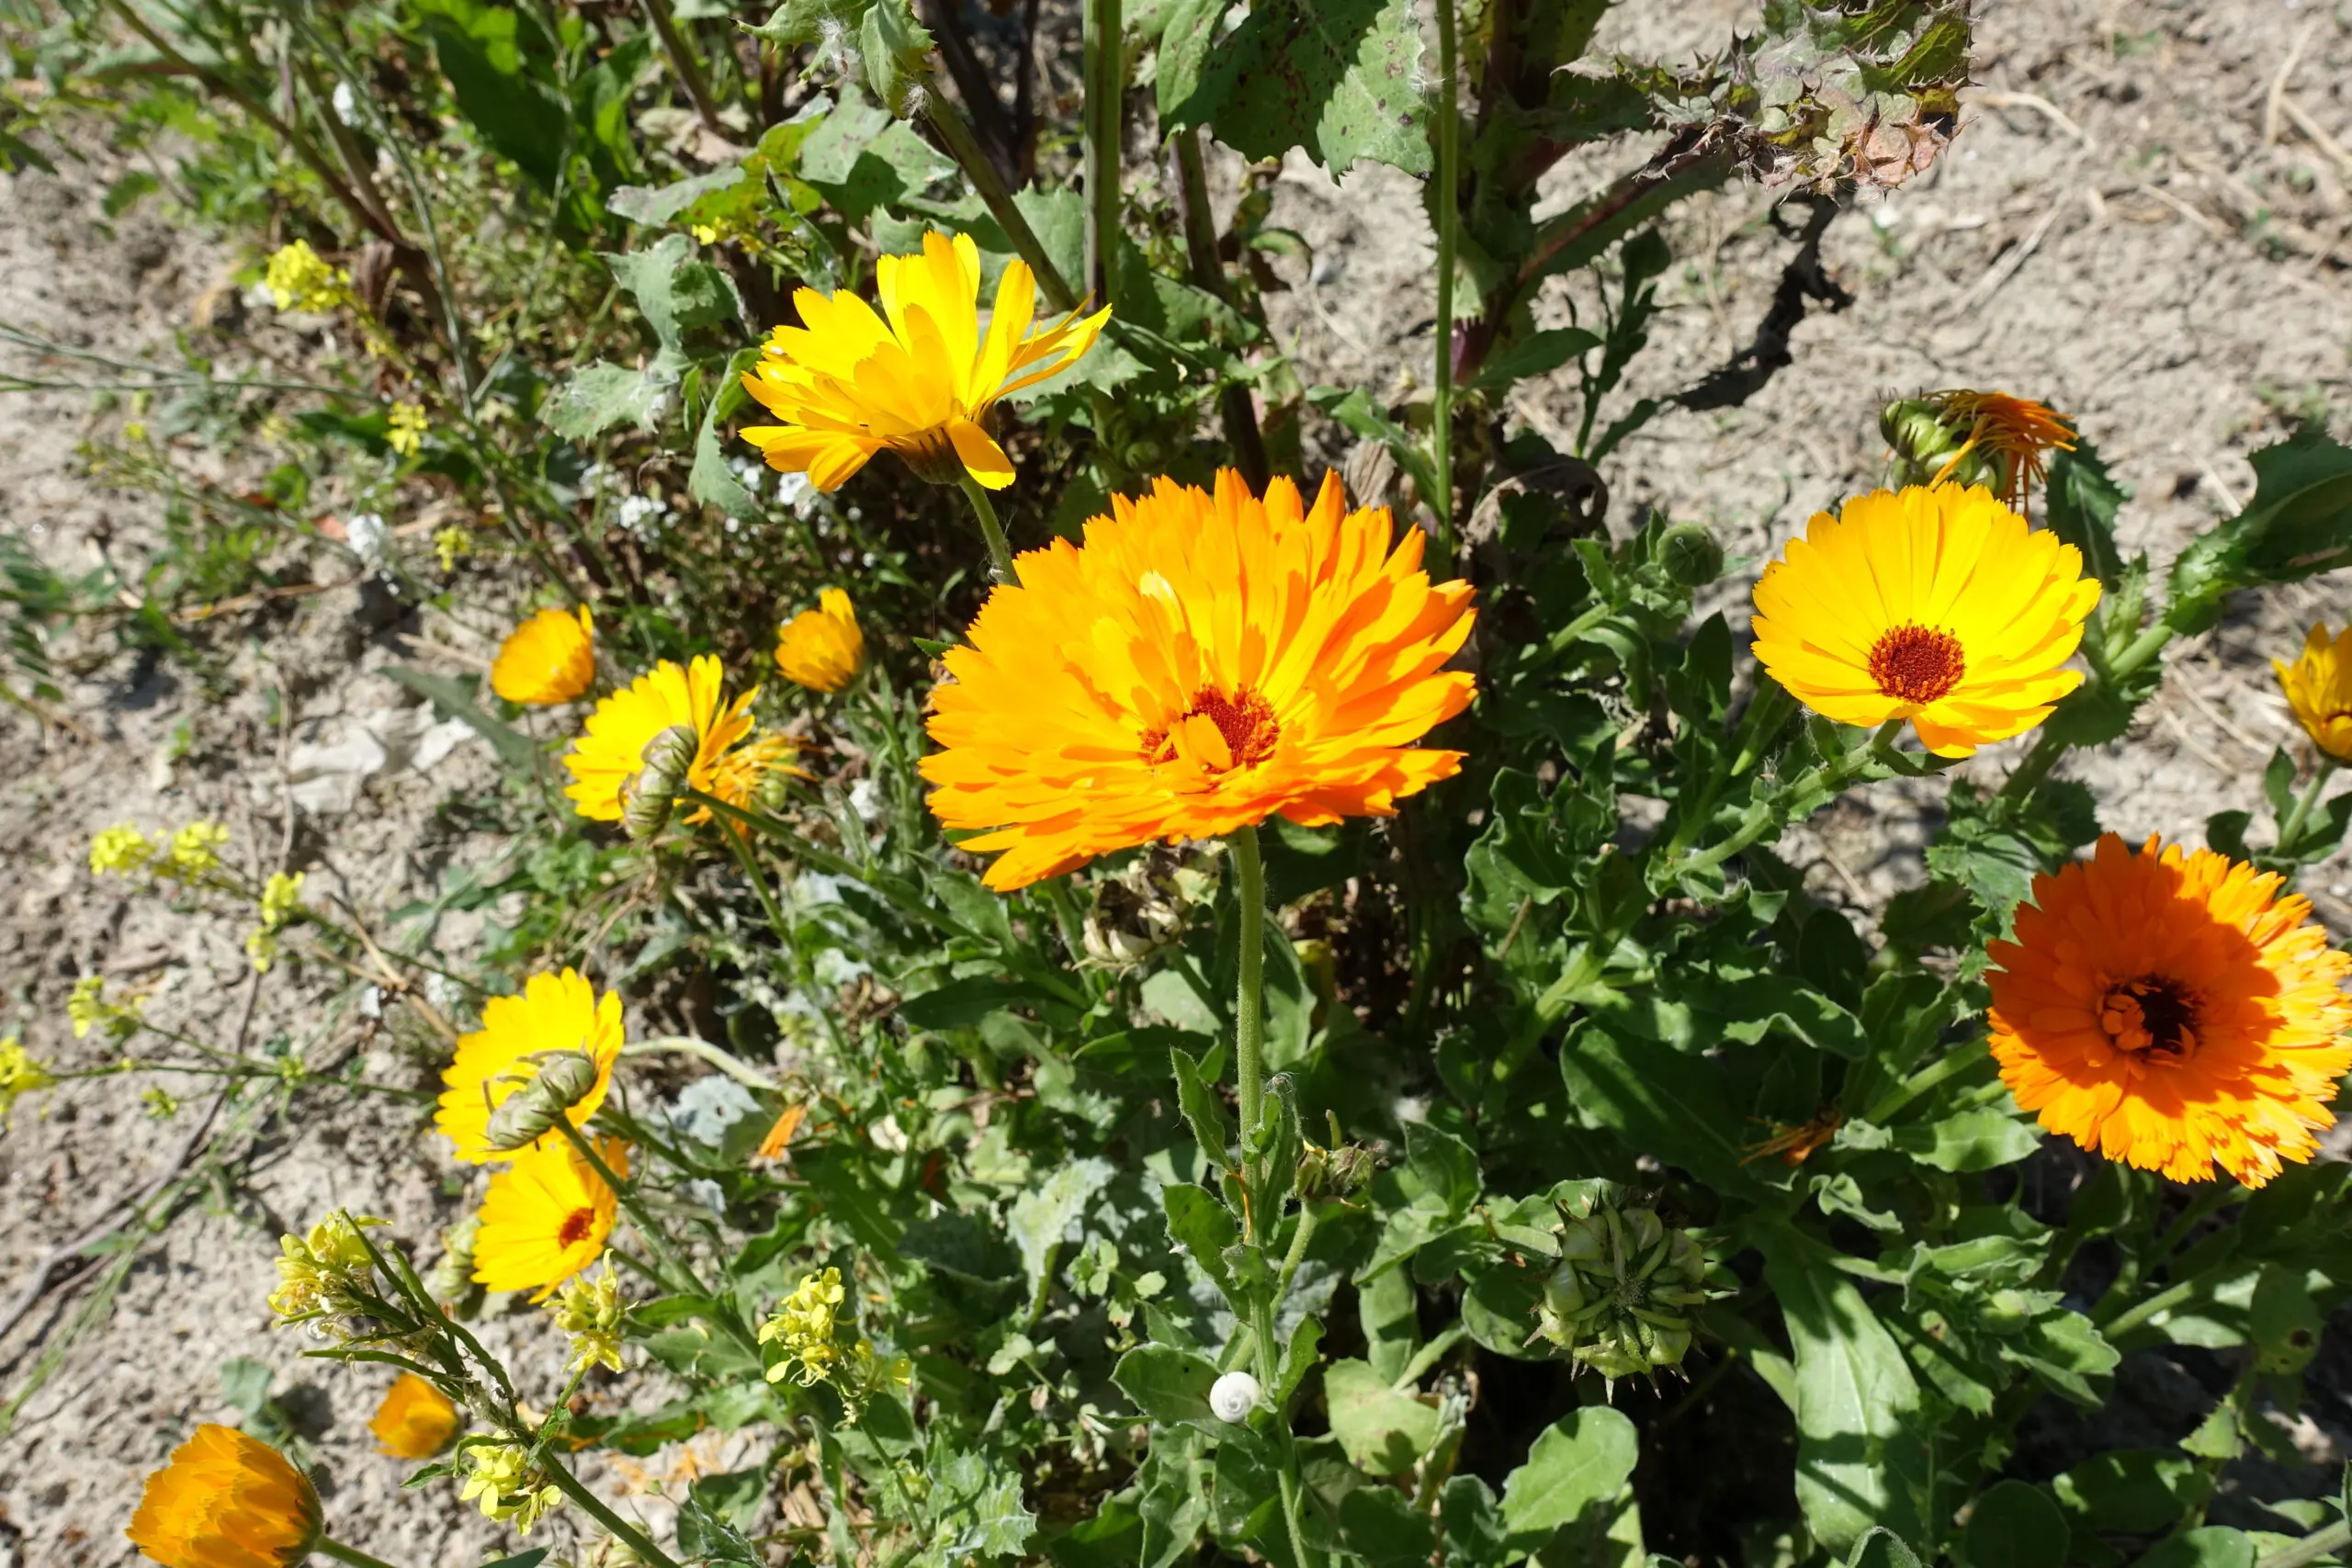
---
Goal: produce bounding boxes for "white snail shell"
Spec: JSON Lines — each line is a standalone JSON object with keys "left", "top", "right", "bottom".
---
{"left": 1209, "top": 1371, "right": 1262, "bottom": 1424}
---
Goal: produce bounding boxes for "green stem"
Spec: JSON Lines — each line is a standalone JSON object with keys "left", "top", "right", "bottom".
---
{"left": 550, "top": 1120, "right": 751, "bottom": 1351}
{"left": 2002, "top": 619, "right": 2178, "bottom": 801}
{"left": 1230, "top": 823, "right": 1269, "bottom": 1159}
{"left": 534, "top": 1458, "right": 685, "bottom": 1568}
{"left": 2096, "top": 1273, "right": 2201, "bottom": 1342}
{"left": 956, "top": 472, "right": 1019, "bottom": 583}
{"left": 621, "top": 1035, "right": 781, "bottom": 1093}
{"left": 1860, "top": 1045, "right": 1986, "bottom": 1125}
{"left": 718, "top": 814, "right": 798, "bottom": 950}
{"left": 923, "top": 96, "right": 1078, "bottom": 312}
{"left": 314, "top": 1536, "right": 411, "bottom": 1568}
{"left": 2256, "top": 1519, "right": 2352, "bottom": 1568}
{"left": 1429, "top": 0, "right": 1460, "bottom": 569}
{"left": 1250, "top": 1288, "right": 1319, "bottom": 1568}
{"left": 1272, "top": 1207, "right": 1319, "bottom": 1310}
{"left": 1081, "top": 0, "right": 1122, "bottom": 303}
{"left": 2278, "top": 756, "right": 2340, "bottom": 852}
{"left": 639, "top": 0, "right": 724, "bottom": 132}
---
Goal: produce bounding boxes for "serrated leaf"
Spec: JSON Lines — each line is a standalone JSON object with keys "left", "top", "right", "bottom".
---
{"left": 1007, "top": 1157, "right": 1114, "bottom": 1298}
{"left": 2167, "top": 427, "right": 2352, "bottom": 636}
{"left": 2043, "top": 439, "right": 2130, "bottom": 590}
{"left": 750, "top": 0, "right": 869, "bottom": 44}
{"left": 604, "top": 233, "right": 745, "bottom": 352}
{"left": 858, "top": 0, "right": 934, "bottom": 117}
{"left": 1170, "top": 1045, "right": 1234, "bottom": 1174}
{"left": 1167, "top": 0, "right": 1430, "bottom": 175}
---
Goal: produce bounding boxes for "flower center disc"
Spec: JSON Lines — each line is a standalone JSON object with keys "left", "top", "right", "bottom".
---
{"left": 1868, "top": 624, "right": 1967, "bottom": 705}
{"left": 558, "top": 1207, "right": 596, "bottom": 1248}
{"left": 1142, "top": 687, "right": 1282, "bottom": 777}
{"left": 2100, "top": 976, "right": 2201, "bottom": 1058}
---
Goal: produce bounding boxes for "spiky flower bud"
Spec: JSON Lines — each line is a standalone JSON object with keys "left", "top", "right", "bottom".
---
{"left": 619, "top": 725, "right": 699, "bottom": 840}
{"left": 1296, "top": 1130, "right": 1378, "bottom": 1204}
{"left": 1533, "top": 1195, "right": 1710, "bottom": 1382}
{"left": 480, "top": 1049, "right": 603, "bottom": 1153}
{"left": 1882, "top": 397, "right": 1995, "bottom": 493}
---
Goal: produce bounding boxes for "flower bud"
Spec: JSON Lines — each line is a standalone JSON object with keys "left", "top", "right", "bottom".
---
{"left": 481, "top": 1049, "right": 603, "bottom": 1153}
{"left": 1532, "top": 1194, "right": 1712, "bottom": 1384}
{"left": 1655, "top": 522, "right": 1724, "bottom": 587}
{"left": 1882, "top": 396, "right": 1994, "bottom": 492}
{"left": 619, "top": 725, "right": 698, "bottom": 840}
{"left": 1209, "top": 1371, "right": 1261, "bottom": 1423}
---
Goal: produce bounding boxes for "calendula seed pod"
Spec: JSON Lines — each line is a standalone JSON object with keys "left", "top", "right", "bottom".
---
{"left": 1296, "top": 1138, "right": 1377, "bottom": 1203}
{"left": 1655, "top": 522, "right": 1724, "bottom": 588}
{"left": 1532, "top": 1193, "right": 1711, "bottom": 1383}
{"left": 423, "top": 1213, "right": 481, "bottom": 1308}
{"left": 1081, "top": 844, "right": 1220, "bottom": 968}
{"left": 619, "top": 725, "right": 698, "bottom": 840}
{"left": 480, "top": 1049, "right": 602, "bottom": 1153}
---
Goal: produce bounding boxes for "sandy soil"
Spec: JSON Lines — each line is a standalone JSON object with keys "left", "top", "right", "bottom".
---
{"left": 3, "top": 0, "right": 2350, "bottom": 1561}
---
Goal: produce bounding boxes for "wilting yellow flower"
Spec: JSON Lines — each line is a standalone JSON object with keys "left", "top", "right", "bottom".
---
{"left": 0, "top": 1035, "right": 54, "bottom": 1123}
{"left": 740, "top": 229, "right": 1110, "bottom": 491}
{"left": 473, "top": 1135, "right": 627, "bottom": 1301}
{"left": 267, "top": 1212, "right": 387, "bottom": 1325}
{"left": 923, "top": 469, "right": 1478, "bottom": 890}
{"left": 386, "top": 400, "right": 427, "bottom": 457}
{"left": 435, "top": 968, "right": 623, "bottom": 1164}
{"left": 775, "top": 588, "right": 865, "bottom": 694}
{"left": 1749, "top": 484, "right": 2100, "bottom": 758}
{"left": 549, "top": 1264, "right": 627, "bottom": 1374}
{"left": 90, "top": 824, "right": 155, "bottom": 876}
{"left": 1924, "top": 389, "right": 2077, "bottom": 512}
{"left": 370, "top": 1374, "right": 461, "bottom": 1459}
{"left": 760, "top": 1266, "right": 847, "bottom": 1387}
{"left": 491, "top": 605, "right": 596, "bottom": 706}
{"left": 564, "top": 655, "right": 763, "bottom": 825}
{"left": 126, "top": 1423, "right": 322, "bottom": 1568}
{"left": 263, "top": 240, "right": 348, "bottom": 314}
{"left": 458, "top": 1441, "right": 565, "bottom": 1534}
{"left": 1990, "top": 833, "right": 2352, "bottom": 1188}
{"left": 2276, "top": 623, "right": 2352, "bottom": 763}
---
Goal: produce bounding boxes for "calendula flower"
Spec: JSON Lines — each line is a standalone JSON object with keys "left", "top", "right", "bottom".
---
{"left": 164, "top": 821, "right": 230, "bottom": 878}
{"left": 1989, "top": 833, "right": 2352, "bottom": 1188}
{"left": 2276, "top": 622, "right": 2352, "bottom": 763}
{"left": 435, "top": 968, "right": 623, "bottom": 1164}
{"left": 1749, "top": 484, "right": 2100, "bottom": 758}
{"left": 268, "top": 1211, "right": 388, "bottom": 1325}
{"left": 739, "top": 229, "right": 1110, "bottom": 491}
{"left": 0, "top": 1035, "right": 54, "bottom": 1123}
{"left": 922, "top": 469, "right": 1477, "bottom": 890}
{"left": 548, "top": 1264, "right": 627, "bottom": 1374}
{"left": 472, "top": 1135, "right": 628, "bottom": 1301}
{"left": 386, "top": 400, "right": 427, "bottom": 457}
{"left": 90, "top": 824, "right": 155, "bottom": 876}
{"left": 775, "top": 588, "right": 865, "bottom": 694}
{"left": 263, "top": 240, "right": 348, "bottom": 314}
{"left": 760, "top": 1266, "right": 847, "bottom": 1387}
{"left": 370, "top": 1373, "right": 461, "bottom": 1460}
{"left": 492, "top": 605, "right": 596, "bottom": 706}
{"left": 458, "top": 1442, "right": 564, "bottom": 1534}
{"left": 127, "top": 1424, "right": 322, "bottom": 1568}
{"left": 1923, "top": 389, "right": 2077, "bottom": 512}
{"left": 705, "top": 728, "right": 806, "bottom": 818}
{"left": 564, "top": 655, "right": 765, "bottom": 825}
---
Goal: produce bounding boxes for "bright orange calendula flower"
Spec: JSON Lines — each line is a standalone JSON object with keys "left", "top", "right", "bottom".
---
{"left": 566, "top": 656, "right": 763, "bottom": 824}
{"left": 1988, "top": 832, "right": 2352, "bottom": 1188}
{"left": 370, "top": 1373, "right": 461, "bottom": 1459}
{"left": 492, "top": 605, "right": 596, "bottom": 705}
{"left": 775, "top": 588, "right": 865, "bottom": 694}
{"left": 1926, "top": 389, "right": 2077, "bottom": 512}
{"left": 127, "top": 1423, "right": 322, "bottom": 1568}
{"left": 2276, "top": 621, "right": 2352, "bottom": 763}
{"left": 922, "top": 469, "right": 1476, "bottom": 891}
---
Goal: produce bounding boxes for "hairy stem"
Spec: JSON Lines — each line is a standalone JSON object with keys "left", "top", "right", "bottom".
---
{"left": 535, "top": 1458, "right": 685, "bottom": 1568}
{"left": 315, "top": 1537, "right": 412, "bottom": 1568}
{"left": 1081, "top": 0, "right": 1122, "bottom": 303}
{"left": 923, "top": 95, "right": 1077, "bottom": 312}
{"left": 1230, "top": 822, "right": 1268, "bottom": 1156}
{"left": 957, "top": 472, "right": 1019, "bottom": 583}
{"left": 1430, "top": 0, "right": 1460, "bottom": 567}
{"left": 639, "top": 0, "right": 725, "bottom": 132}
{"left": 2278, "top": 756, "right": 2340, "bottom": 852}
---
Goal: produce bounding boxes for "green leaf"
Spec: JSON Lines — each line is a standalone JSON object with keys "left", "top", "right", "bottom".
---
{"left": 604, "top": 233, "right": 746, "bottom": 352}
{"left": 1340, "top": 1485, "right": 1440, "bottom": 1568}
{"left": 1162, "top": 1182, "right": 1238, "bottom": 1300}
{"left": 898, "top": 975, "right": 1064, "bottom": 1030}
{"left": 1500, "top": 1405, "right": 1639, "bottom": 1545}
{"left": 1307, "top": 385, "right": 1439, "bottom": 505}
{"left": 2043, "top": 439, "right": 2130, "bottom": 590}
{"left": 798, "top": 85, "right": 953, "bottom": 222}
{"left": 2167, "top": 427, "right": 2352, "bottom": 635}
{"left": 416, "top": 0, "right": 571, "bottom": 194}
{"left": 933, "top": 1447, "right": 1038, "bottom": 1560}
{"left": 1324, "top": 1358, "right": 1440, "bottom": 1475}
{"left": 545, "top": 354, "right": 685, "bottom": 441}
{"left": 1961, "top": 1481, "right": 2067, "bottom": 1568}
{"left": 1170, "top": 1045, "right": 1234, "bottom": 1174}
{"left": 2052, "top": 1450, "right": 2208, "bottom": 1534}
{"left": 607, "top": 165, "right": 754, "bottom": 226}
{"left": 1403, "top": 1122, "right": 1481, "bottom": 1217}
{"left": 1440, "top": 1475, "right": 1510, "bottom": 1568}
{"left": 1468, "top": 329, "right": 1602, "bottom": 393}
{"left": 2250, "top": 1262, "right": 2323, "bottom": 1375}
{"left": 1558, "top": 1022, "right": 1785, "bottom": 1197}
{"left": 1166, "top": 0, "right": 1430, "bottom": 175}
{"left": 1890, "top": 1106, "right": 2040, "bottom": 1172}
{"left": 859, "top": 0, "right": 935, "bottom": 116}
{"left": 379, "top": 666, "right": 537, "bottom": 772}
{"left": 2131, "top": 1529, "right": 2256, "bottom": 1568}
{"left": 1007, "top": 1157, "right": 1114, "bottom": 1298}
{"left": 102, "top": 169, "right": 161, "bottom": 219}
{"left": 1136, "top": 1429, "right": 1210, "bottom": 1568}
{"left": 751, "top": 0, "right": 870, "bottom": 44}
{"left": 1846, "top": 1530, "right": 1925, "bottom": 1568}
{"left": 690, "top": 346, "right": 765, "bottom": 519}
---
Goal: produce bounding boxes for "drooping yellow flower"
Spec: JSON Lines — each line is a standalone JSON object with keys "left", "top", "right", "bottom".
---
{"left": 739, "top": 229, "right": 1110, "bottom": 492}
{"left": 263, "top": 240, "right": 347, "bottom": 314}
{"left": 472, "top": 1135, "right": 628, "bottom": 1301}
{"left": 775, "top": 588, "right": 865, "bottom": 694}
{"left": 386, "top": 401, "right": 427, "bottom": 457}
{"left": 564, "top": 655, "right": 762, "bottom": 824}
{"left": 370, "top": 1374, "right": 460, "bottom": 1460}
{"left": 491, "top": 606, "right": 596, "bottom": 706}
{"left": 1989, "top": 833, "right": 2352, "bottom": 1188}
{"left": 0, "top": 1035, "right": 54, "bottom": 1123}
{"left": 1749, "top": 484, "right": 2100, "bottom": 758}
{"left": 126, "top": 1423, "right": 322, "bottom": 1568}
{"left": 2276, "top": 622, "right": 2352, "bottom": 763}
{"left": 435, "top": 968, "right": 623, "bottom": 1164}
{"left": 922, "top": 469, "right": 1477, "bottom": 891}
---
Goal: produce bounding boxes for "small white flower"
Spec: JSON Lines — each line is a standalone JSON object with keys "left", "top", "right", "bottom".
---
{"left": 849, "top": 777, "right": 884, "bottom": 823}
{"left": 331, "top": 80, "right": 357, "bottom": 124}
{"left": 616, "top": 494, "right": 666, "bottom": 536}
{"left": 345, "top": 512, "right": 390, "bottom": 570}
{"left": 774, "top": 471, "right": 818, "bottom": 517}
{"left": 1209, "top": 1371, "right": 1261, "bottom": 1424}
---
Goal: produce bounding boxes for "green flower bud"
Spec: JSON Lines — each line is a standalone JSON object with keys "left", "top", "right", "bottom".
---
{"left": 1655, "top": 522, "right": 1724, "bottom": 587}
{"left": 620, "top": 725, "right": 698, "bottom": 841}
{"left": 1532, "top": 1193, "right": 1712, "bottom": 1383}
{"left": 481, "top": 1049, "right": 602, "bottom": 1153}
{"left": 1882, "top": 397, "right": 1994, "bottom": 492}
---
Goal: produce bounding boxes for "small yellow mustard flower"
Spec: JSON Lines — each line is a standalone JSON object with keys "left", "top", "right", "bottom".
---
{"left": 121, "top": 422, "right": 149, "bottom": 444}
{"left": 264, "top": 240, "right": 349, "bottom": 313}
{"left": 760, "top": 1266, "right": 847, "bottom": 1388}
{"left": 164, "top": 821, "right": 230, "bottom": 878}
{"left": 268, "top": 1212, "right": 386, "bottom": 1325}
{"left": 67, "top": 976, "right": 141, "bottom": 1043}
{"left": 387, "top": 401, "right": 428, "bottom": 457}
{"left": 458, "top": 1442, "right": 565, "bottom": 1534}
{"left": 691, "top": 222, "right": 720, "bottom": 244}
{"left": 90, "top": 824, "right": 155, "bottom": 876}
{"left": 435, "top": 525, "right": 474, "bottom": 574}
{"left": 0, "top": 1036, "right": 55, "bottom": 1123}
{"left": 548, "top": 1264, "right": 627, "bottom": 1375}
{"left": 141, "top": 1084, "right": 181, "bottom": 1120}
{"left": 260, "top": 871, "right": 304, "bottom": 931}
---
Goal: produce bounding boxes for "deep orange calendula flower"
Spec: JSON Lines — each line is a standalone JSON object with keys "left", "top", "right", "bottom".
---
{"left": 370, "top": 1374, "right": 460, "bottom": 1459}
{"left": 1989, "top": 832, "right": 2352, "bottom": 1188}
{"left": 1927, "top": 389, "right": 2077, "bottom": 512}
{"left": 492, "top": 606, "right": 596, "bottom": 705}
{"left": 2276, "top": 622, "right": 2352, "bottom": 763}
{"left": 922, "top": 469, "right": 1476, "bottom": 890}
{"left": 127, "top": 1423, "right": 321, "bottom": 1568}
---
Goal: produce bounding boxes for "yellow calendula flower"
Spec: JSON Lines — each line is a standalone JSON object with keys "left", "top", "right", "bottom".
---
{"left": 165, "top": 821, "right": 230, "bottom": 878}
{"left": 491, "top": 605, "right": 596, "bottom": 706}
{"left": 0, "top": 1035, "right": 55, "bottom": 1123}
{"left": 472, "top": 1135, "right": 628, "bottom": 1301}
{"left": 760, "top": 1266, "right": 847, "bottom": 1387}
{"left": 90, "top": 824, "right": 155, "bottom": 876}
{"left": 458, "top": 1441, "right": 565, "bottom": 1534}
{"left": 387, "top": 400, "right": 428, "bottom": 457}
{"left": 263, "top": 240, "right": 348, "bottom": 314}
{"left": 740, "top": 229, "right": 1110, "bottom": 492}
{"left": 370, "top": 1373, "right": 461, "bottom": 1460}
{"left": 1749, "top": 484, "right": 2100, "bottom": 758}
{"left": 775, "top": 588, "right": 865, "bottom": 694}
{"left": 564, "top": 655, "right": 768, "bottom": 825}
{"left": 127, "top": 1423, "right": 322, "bottom": 1568}
{"left": 548, "top": 1264, "right": 627, "bottom": 1374}
{"left": 2276, "top": 622, "right": 2352, "bottom": 763}
{"left": 435, "top": 968, "right": 624, "bottom": 1164}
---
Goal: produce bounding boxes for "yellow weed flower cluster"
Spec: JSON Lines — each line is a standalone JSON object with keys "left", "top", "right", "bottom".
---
{"left": 548, "top": 1264, "right": 627, "bottom": 1374}
{"left": 2277, "top": 622, "right": 2352, "bottom": 763}
{"left": 775, "top": 588, "right": 865, "bottom": 694}
{"left": 245, "top": 871, "right": 305, "bottom": 974}
{"left": 458, "top": 1441, "right": 565, "bottom": 1534}
{"left": 492, "top": 605, "right": 597, "bottom": 705}
{"left": 263, "top": 239, "right": 349, "bottom": 314}
{"left": 0, "top": 1035, "right": 54, "bottom": 1122}
{"left": 89, "top": 819, "right": 232, "bottom": 882}
{"left": 761, "top": 1265, "right": 847, "bottom": 1388}
{"left": 371, "top": 1373, "right": 461, "bottom": 1460}
{"left": 387, "top": 400, "right": 428, "bottom": 457}
{"left": 267, "top": 1211, "right": 388, "bottom": 1326}
{"left": 68, "top": 975, "right": 141, "bottom": 1043}
{"left": 127, "top": 1423, "right": 321, "bottom": 1568}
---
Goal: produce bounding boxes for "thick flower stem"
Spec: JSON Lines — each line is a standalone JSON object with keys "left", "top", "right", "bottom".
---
{"left": 1229, "top": 822, "right": 1269, "bottom": 1152}
{"left": 315, "top": 1536, "right": 411, "bottom": 1568}
{"left": 718, "top": 816, "right": 798, "bottom": 951}
{"left": 2001, "top": 617, "right": 2178, "bottom": 801}
{"left": 1429, "top": 0, "right": 1461, "bottom": 569}
{"left": 1081, "top": 0, "right": 1123, "bottom": 304}
{"left": 2277, "top": 756, "right": 2340, "bottom": 852}
{"left": 2257, "top": 1519, "right": 2352, "bottom": 1568}
{"left": 639, "top": 0, "right": 725, "bottom": 134}
{"left": 535, "top": 1458, "right": 685, "bottom": 1568}
{"left": 956, "top": 473, "right": 1019, "bottom": 583}
{"left": 923, "top": 96, "right": 1078, "bottom": 313}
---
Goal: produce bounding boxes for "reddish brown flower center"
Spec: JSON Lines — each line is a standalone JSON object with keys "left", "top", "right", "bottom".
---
{"left": 558, "top": 1207, "right": 597, "bottom": 1248}
{"left": 1868, "top": 624, "right": 1966, "bottom": 705}
{"left": 2100, "top": 976, "right": 2200, "bottom": 1058}
{"left": 1140, "top": 686, "right": 1281, "bottom": 776}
